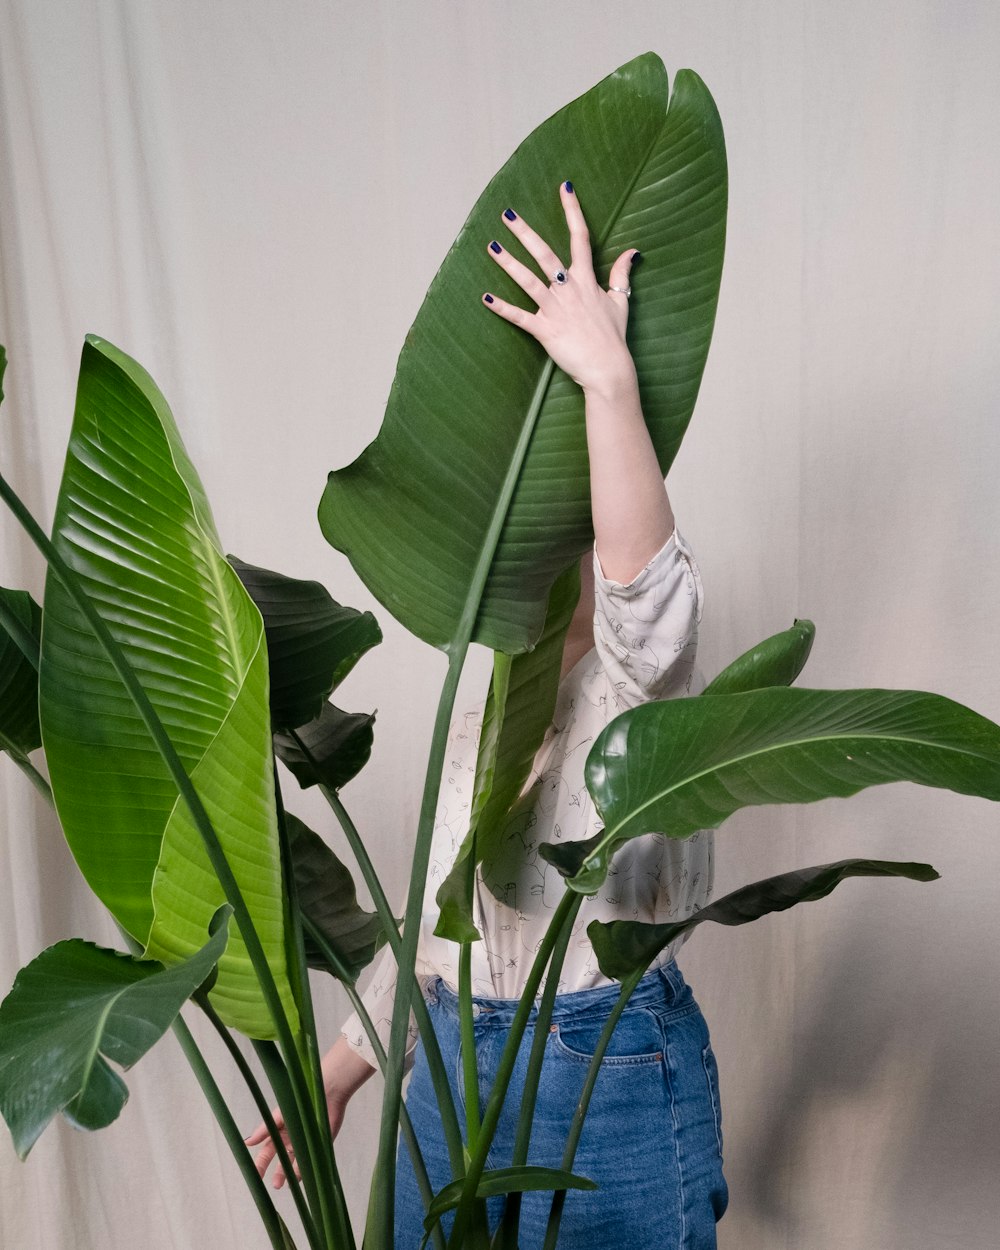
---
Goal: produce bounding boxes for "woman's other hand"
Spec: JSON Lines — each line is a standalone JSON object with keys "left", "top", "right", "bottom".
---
{"left": 244, "top": 1034, "right": 375, "bottom": 1189}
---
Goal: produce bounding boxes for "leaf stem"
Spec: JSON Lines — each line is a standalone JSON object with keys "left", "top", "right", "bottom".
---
{"left": 314, "top": 782, "right": 465, "bottom": 1175}
{"left": 171, "top": 1013, "right": 296, "bottom": 1250}
{"left": 541, "top": 968, "right": 645, "bottom": 1250}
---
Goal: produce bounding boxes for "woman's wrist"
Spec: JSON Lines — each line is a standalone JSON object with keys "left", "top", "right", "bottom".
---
{"left": 580, "top": 352, "right": 638, "bottom": 405}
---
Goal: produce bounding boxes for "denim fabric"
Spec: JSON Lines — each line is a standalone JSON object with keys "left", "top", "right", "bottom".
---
{"left": 394, "top": 962, "right": 728, "bottom": 1248}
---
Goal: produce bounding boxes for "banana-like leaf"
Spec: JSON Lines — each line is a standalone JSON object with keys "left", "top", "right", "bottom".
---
{"left": 702, "top": 619, "right": 815, "bottom": 696}
{"left": 541, "top": 687, "right": 1000, "bottom": 893}
{"left": 434, "top": 563, "right": 580, "bottom": 941}
{"left": 0, "top": 907, "right": 230, "bottom": 1158}
{"left": 589, "top": 859, "right": 937, "bottom": 980}
{"left": 422, "top": 1166, "right": 596, "bottom": 1241}
{"left": 39, "top": 337, "right": 296, "bottom": 1038}
{"left": 320, "top": 53, "right": 727, "bottom": 655}
{"left": 285, "top": 814, "right": 388, "bottom": 982}
{"left": 229, "top": 555, "right": 381, "bottom": 730}
{"left": 274, "top": 702, "right": 375, "bottom": 790}
{"left": 0, "top": 587, "right": 42, "bottom": 756}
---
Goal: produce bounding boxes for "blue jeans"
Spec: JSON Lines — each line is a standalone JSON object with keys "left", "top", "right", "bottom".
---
{"left": 395, "top": 961, "right": 728, "bottom": 1248}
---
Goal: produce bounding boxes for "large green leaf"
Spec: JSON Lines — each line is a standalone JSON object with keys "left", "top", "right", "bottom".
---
{"left": 229, "top": 555, "right": 381, "bottom": 730}
{"left": 0, "top": 908, "right": 230, "bottom": 1158}
{"left": 319, "top": 54, "right": 727, "bottom": 655}
{"left": 434, "top": 563, "right": 580, "bottom": 941}
{"left": 541, "top": 687, "right": 1000, "bottom": 892}
{"left": 589, "top": 859, "right": 937, "bottom": 980}
{"left": 285, "top": 814, "right": 387, "bottom": 982}
{"left": 0, "top": 586, "right": 42, "bottom": 756}
{"left": 39, "top": 337, "right": 295, "bottom": 1038}
{"left": 702, "top": 619, "right": 815, "bottom": 695}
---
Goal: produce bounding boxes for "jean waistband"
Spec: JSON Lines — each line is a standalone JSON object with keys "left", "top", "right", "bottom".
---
{"left": 428, "top": 960, "right": 687, "bottom": 1027}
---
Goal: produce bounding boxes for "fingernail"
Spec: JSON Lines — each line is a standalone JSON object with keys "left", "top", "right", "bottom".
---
{"left": 483, "top": 293, "right": 495, "bottom": 304}
{"left": 489, "top": 240, "right": 502, "bottom": 254}
{"left": 631, "top": 250, "right": 642, "bottom": 265}
{"left": 564, "top": 181, "right": 574, "bottom": 194}
{"left": 503, "top": 208, "right": 517, "bottom": 221}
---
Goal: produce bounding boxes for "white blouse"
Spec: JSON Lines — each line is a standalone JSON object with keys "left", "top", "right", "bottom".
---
{"left": 340, "top": 529, "right": 712, "bottom": 1069}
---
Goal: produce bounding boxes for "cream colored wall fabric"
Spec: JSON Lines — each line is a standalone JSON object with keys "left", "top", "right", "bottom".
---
{"left": 1, "top": 2, "right": 998, "bottom": 1247}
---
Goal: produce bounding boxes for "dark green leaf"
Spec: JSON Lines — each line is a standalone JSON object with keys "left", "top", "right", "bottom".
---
{"left": 702, "top": 619, "right": 815, "bottom": 695}
{"left": 422, "top": 1166, "right": 596, "bottom": 1238}
{"left": 320, "top": 55, "right": 726, "bottom": 655}
{"left": 285, "top": 814, "right": 388, "bottom": 982}
{"left": 435, "top": 563, "right": 581, "bottom": 941}
{"left": 0, "top": 587, "right": 42, "bottom": 755}
{"left": 0, "top": 907, "right": 230, "bottom": 1158}
{"left": 229, "top": 555, "right": 381, "bottom": 730}
{"left": 541, "top": 687, "right": 1000, "bottom": 892}
{"left": 589, "top": 859, "right": 938, "bottom": 980}
{"left": 274, "top": 702, "right": 375, "bottom": 790}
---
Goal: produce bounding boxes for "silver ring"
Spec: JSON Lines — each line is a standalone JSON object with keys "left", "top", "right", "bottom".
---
{"left": 608, "top": 284, "right": 631, "bottom": 297}
{"left": 551, "top": 268, "right": 568, "bottom": 286}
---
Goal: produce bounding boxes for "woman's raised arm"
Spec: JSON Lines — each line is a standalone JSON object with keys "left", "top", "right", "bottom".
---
{"left": 482, "top": 181, "right": 674, "bottom": 583}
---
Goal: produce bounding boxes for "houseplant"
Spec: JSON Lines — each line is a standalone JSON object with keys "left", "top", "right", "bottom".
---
{"left": 3, "top": 53, "right": 1000, "bottom": 1249}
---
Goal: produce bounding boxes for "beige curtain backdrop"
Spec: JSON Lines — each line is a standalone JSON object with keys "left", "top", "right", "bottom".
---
{"left": 2, "top": 2, "right": 998, "bottom": 1247}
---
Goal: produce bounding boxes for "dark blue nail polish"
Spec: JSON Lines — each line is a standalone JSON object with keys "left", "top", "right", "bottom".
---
{"left": 490, "top": 240, "right": 502, "bottom": 254}
{"left": 503, "top": 208, "right": 517, "bottom": 221}
{"left": 631, "top": 250, "right": 642, "bottom": 264}
{"left": 484, "top": 293, "right": 495, "bottom": 304}
{"left": 564, "top": 180, "right": 574, "bottom": 194}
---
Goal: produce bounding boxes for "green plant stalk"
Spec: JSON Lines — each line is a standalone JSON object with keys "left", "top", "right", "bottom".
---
{"left": 458, "top": 926, "right": 481, "bottom": 1151}
{"left": 0, "top": 471, "right": 353, "bottom": 1249}
{"left": 541, "top": 968, "right": 645, "bottom": 1250}
{"left": 302, "top": 917, "right": 446, "bottom": 1250}
{"left": 252, "top": 1038, "right": 346, "bottom": 1248}
{"left": 0, "top": 594, "right": 39, "bottom": 669}
{"left": 171, "top": 1013, "right": 295, "bottom": 1250}
{"left": 445, "top": 890, "right": 583, "bottom": 1250}
{"left": 274, "top": 769, "right": 354, "bottom": 1246}
{"left": 316, "top": 783, "right": 464, "bottom": 1176}
{"left": 374, "top": 644, "right": 470, "bottom": 1245}
{"left": 194, "top": 991, "right": 321, "bottom": 1249}
{"left": 494, "top": 896, "right": 577, "bottom": 1249}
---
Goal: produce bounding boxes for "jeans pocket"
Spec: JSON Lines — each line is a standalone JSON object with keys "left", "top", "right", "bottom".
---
{"left": 551, "top": 1007, "right": 665, "bottom": 1066}
{"left": 701, "top": 1042, "right": 724, "bottom": 1157}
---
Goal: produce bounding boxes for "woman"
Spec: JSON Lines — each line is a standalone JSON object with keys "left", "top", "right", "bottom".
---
{"left": 248, "top": 182, "right": 728, "bottom": 1248}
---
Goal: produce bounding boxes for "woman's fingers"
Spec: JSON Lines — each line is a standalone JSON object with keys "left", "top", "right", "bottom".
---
{"left": 560, "top": 181, "right": 595, "bottom": 275}
{"left": 487, "top": 239, "right": 549, "bottom": 304}
{"left": 499, "top": 207, "right": 565, "bottom": 284}
{"left": 481, "top": 291, "right": 536, "bottom": 330}
{"left": 606, "top": 247, "right": 639, "bottom": 315}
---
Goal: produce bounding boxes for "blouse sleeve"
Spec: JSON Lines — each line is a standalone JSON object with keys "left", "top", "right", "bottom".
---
{"left": 592, "top": 527, "right": 703, "bottom": 711}
{"left": 339, "top": 939, "right": 433, "bottom": 1074}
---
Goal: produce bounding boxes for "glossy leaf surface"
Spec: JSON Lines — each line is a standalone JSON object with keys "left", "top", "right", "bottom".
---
{"left": 320, "top": 54, "right": 727, "bottom": 655}
{"left": 702, "top": 618, "right": 815, "bottom": 695}
{"left": 542, "top": 687, "right": 1000, "bottom": 892}
{"left": 0, "top": 587, "right": 42, "bottom": 756}
{"left": 274, "top": 703, "right": 376, "bottom": 791}
{"left": 0, "top": 909, "right": 229, "bottom": 1158}
{"left": 589, "top": 859, "right": 937, "bottom": 980}
{"left": 229, "top": 555, "right": 381, "bottom": 730}
{"left": 286, "top": 814, "right": 387, "bottom": 982}
{"left": 39, "top": 337, "right": 295, "bottom": 1037}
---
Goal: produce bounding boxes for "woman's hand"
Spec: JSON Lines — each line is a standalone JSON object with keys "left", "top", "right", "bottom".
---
{"left": 482, "top": 181, "right": 639, "bottom": 398}
{"left": 244, "top": 1035, "right": 375, "bottom": 1189}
